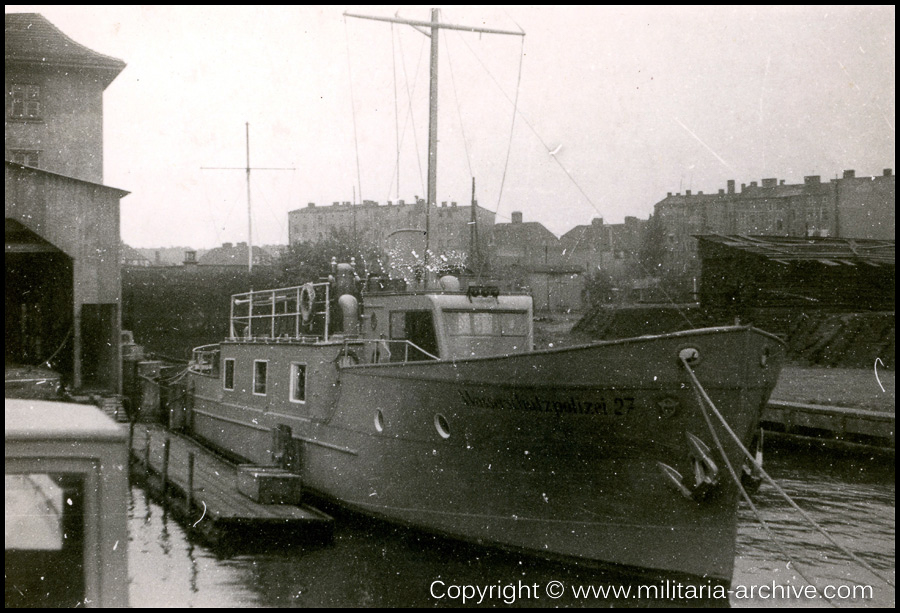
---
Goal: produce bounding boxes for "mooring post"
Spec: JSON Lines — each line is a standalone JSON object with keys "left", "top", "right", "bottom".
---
{"left": 162, "top": 438, "right": 171, "bottom": 494}
{"left": 144, "top": 428, "right": 151, "bottom": 469}
{"left": 187, "top": 452, "right": 195, "bottom": 514}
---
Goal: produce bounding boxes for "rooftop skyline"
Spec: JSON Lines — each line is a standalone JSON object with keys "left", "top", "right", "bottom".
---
{"left": 6, "top": 6, "right": 895, "bottom": 248}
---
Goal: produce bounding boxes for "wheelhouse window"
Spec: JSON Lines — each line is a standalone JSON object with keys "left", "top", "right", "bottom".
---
{"left": 290, "top": 363, "right": 307, "bottom": 403}
{"left": 223, "top": 358, "right": 235, "bottom": 390}
{"left": 253, "top": 360, "right": 267, "bottom": 395}
{"left": 9, "top": 84, "right": 41, "bottom": 120}
{"left": 445, "top": 311, "right": 528, "bottom": 337}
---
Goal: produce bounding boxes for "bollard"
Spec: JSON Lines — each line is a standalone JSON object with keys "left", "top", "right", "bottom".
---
{"left": 162, "top": 438, "right": 171, "bottom": 495}
{"left": 187, "top": 452, "right": 195, "bottom": 515}
{"left": 144, "top": 428, "right": 151, "bottom": 469}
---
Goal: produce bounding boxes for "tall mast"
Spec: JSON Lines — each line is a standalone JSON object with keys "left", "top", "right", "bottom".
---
{"left": 344, "top": 9, "right": 523, "bottom": 285}
{"left": 201, "top": 124, "right": 295, "bottom": 274}
{"left": 424, "top": 8, "right": 440, "bottom": 277}
{"left": 245, "top": 122, "right": 253, "bottom": 272}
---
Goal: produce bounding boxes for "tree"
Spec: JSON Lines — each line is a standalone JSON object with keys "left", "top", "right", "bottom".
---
{"left": 277, "top": 229, "right": 387, "bottom": 286}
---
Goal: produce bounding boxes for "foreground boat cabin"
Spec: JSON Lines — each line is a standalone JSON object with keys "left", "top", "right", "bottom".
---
{"left": 5, "top": 399, "right": 129, "bottom": 608}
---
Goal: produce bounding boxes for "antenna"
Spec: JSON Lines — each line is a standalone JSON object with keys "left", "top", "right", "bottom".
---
{"left": 201, "top": 122, "right": 295, "bottom": 272}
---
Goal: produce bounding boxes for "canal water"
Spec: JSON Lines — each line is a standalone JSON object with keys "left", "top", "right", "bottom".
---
{"left": 128, "top": 447, "right": 895, "bottom": 608}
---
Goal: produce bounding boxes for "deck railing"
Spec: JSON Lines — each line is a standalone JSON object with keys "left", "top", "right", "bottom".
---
{"left": 230, "top": 283, "right": 332, "bottom": 341}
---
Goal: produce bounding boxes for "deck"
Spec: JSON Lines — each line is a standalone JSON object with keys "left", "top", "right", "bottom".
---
{"left": 130, "top": 423, "right": 333, "bottom": 546}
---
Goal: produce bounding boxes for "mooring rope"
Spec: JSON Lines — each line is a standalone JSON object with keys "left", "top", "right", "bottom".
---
{"left": 680, "top": 356, "right": 895, "bottom": 589}
{"left": 683, "top": 358, "right": 836, "bottom": 606}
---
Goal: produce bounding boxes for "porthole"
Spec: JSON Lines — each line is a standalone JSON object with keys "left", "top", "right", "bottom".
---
{"left": 434, "top": 414, "right": 451, "bottom": 439}
{"left": 374, "top": 409, "right": 384, "bottom": 433}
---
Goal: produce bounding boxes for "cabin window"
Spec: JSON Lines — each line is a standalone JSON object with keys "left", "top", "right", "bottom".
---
{"left": 445, "top": 311, "right": 528, "bottom": 337}
{"left": 290, "top": 363, "right": 306, "bottom": 403}
{"left": 223, "top": 359, "right": 235, "bottom": 390}
{"left": 253, "top": 360, "right": 268, "bottom": 395}
{"left": 5, "top": 473, "right": 85, "bottom": 607}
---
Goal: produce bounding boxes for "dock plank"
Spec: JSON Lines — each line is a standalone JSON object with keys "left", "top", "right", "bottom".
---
{"left": 131, "top": 424, "right": 332, "bottom": 524}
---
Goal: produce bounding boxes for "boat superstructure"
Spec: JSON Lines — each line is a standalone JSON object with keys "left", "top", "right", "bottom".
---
{"left": 187, "top": 266, "right": 784, "bottom": 585}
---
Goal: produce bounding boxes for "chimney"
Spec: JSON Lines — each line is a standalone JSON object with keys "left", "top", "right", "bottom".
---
{"left": 750, "top": 181, "right": 758, "bottom": 187}
{"left": 804, "top": 175, "right": 821, "bottom": 185}
{"left": 154, "top": 250, "right": 161, "bottom": 265}
{"left": 727, "top": 180, "right": 735, "bottom": 194}
{"left": 451, "top": 201, "right": 457, "bottom": 207}
{"left": 718, "top": 189, "right": 724, "bottom": 195}
{"left": 780, "top": 180, "right": 785, "bottom": 185}
{"left": 667, "top": 192, "right": 672, "bottom": 197}
{"left": 762, "top": 178, "right": 777, "bottom": 188}
{"left": 686, "top": 190, "right": 692, "bottom": 196}
{"left": 884, "top": 169, "right": 893, "bottom": 177}
{"left": 441, "top": 201, "right": 447, "bottom": 207}
{"left": 591, "top": 217, "right": 603, "bottom": 227}
{"left": 842, "top": 170, "right": 855, "bottom": 179}
{"left": 223, "top": 242, "right": 233, "bottom": 249}
{"left": 307, "top": 202, "right": 315, "bottom": 208}
{"left": 511, "top": 211, "right": 523, "bottom": 224}
{"left": 741, "top": 184, "right": 746, "bottom": 192}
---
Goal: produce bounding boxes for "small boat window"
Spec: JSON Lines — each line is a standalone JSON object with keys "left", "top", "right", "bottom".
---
{"left": 223, "top": 358, "right": 235, "bottom": 390}
{"left": 290, "top": 363, "right": 306, "bottom": 403}
{"left": 253, "top": 360, "right": 268, "bottom": 396}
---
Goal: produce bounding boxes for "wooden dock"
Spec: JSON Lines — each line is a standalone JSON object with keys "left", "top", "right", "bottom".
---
{"left": 762, "top": 400, "right": 894, "bottom": 451}
{"left": 130, "top": 423, "right": 333, "bottom": 547}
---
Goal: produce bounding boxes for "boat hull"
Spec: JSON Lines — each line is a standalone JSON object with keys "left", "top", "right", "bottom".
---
{"left": 188, "top": 326, "right": 783, "bottom": 585}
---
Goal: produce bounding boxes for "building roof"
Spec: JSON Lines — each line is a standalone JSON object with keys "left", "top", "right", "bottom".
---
{"left": 197, "top": 242, "right": 275, "bottom": 267}
{"left": 492, "top": 220, "right": 558, "bottom": 246}
{"left": 5, "top": 13, "right": 125, "bottom": 78}
{"left": 696, "top": 235, "right": 895, "bottom": 267}
{"left": 120, "top": 242, "right": 152, "bottom": 266}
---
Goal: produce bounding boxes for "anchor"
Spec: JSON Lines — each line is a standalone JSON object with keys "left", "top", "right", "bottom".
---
{"left": 740, "top": 429, "right": 764, "bottom": 494}
{"left": 658, "top": 432, "right": 721, "bottom": 501}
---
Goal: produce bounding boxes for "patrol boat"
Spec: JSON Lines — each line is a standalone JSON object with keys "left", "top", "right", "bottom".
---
{"left": 186, "top": 263, "right": 784, "bottom": 585}
{"left": 187, "top": 8, "right": 783, "bottom": 585}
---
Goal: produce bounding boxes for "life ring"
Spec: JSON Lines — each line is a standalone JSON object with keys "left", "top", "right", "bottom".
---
{"left": 300, "top": 283, "right": 316, "bottom": 323}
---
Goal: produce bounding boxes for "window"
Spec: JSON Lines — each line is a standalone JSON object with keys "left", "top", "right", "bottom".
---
{"left": 9, "top": 84, "right": 41, "bottom": 119}
{"left": 253, "top": 360, "right": 267, "bottom": 395}
{"left": 445, "top": 311, "right": 528, "bottom": 337}
{"left": 223, "top": 359, "right": 235, "bottom": 390}
{"left": 5, "top": 474, "right": 85, "bottom": 607}
{"left": 9, "top": 149, "right": 40, "bottom": 167}
{"left": 290, "top": 363, "right": 307, "bottom": 403}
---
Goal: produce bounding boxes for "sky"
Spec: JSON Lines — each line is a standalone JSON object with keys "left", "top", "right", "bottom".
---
{"left": 6, "top": 5, "right": 895, "bottom": 249}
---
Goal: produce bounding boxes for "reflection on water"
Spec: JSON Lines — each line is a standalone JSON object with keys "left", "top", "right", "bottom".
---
{"left": 129, "top": 449, "right": 894, "bottom": 608}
